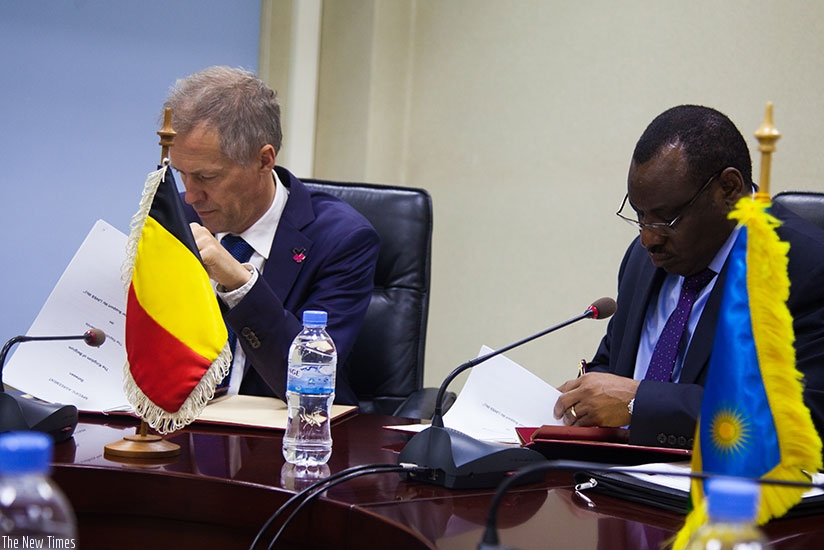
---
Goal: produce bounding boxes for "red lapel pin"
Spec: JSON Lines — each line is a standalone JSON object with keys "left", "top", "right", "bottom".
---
{"left": 292, "top": 248, "right": 306, "bottom": 263}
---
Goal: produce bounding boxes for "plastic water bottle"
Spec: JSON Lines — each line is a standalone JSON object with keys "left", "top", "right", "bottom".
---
{"left": 685, "top": 477, "right": 771, "bottom": 549}
{"left": 282, "top": 310, "right": 337, "bottom": 466}
{"left": 0, "top": 432, "right": 77, "bottom": 547}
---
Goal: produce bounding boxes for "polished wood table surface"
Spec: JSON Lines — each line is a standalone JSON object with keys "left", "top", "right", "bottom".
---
{"left": 50, "top": 413, "right": 824, "bottom": 549}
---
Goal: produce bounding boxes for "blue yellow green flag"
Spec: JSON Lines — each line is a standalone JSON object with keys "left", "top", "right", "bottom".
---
{"left": 672, "top": 195, "right": 822, "bottom": 548}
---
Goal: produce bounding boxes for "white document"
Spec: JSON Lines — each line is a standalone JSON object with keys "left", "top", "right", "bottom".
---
{"left": 392, "top": 346, "right": 563, "bottom": 444}
{"left": 617, "top": 462, "right": 824, "bottom": 499}
{"left": 616, "top": 462, "right": 694, "bottom": 492}
{"left": 4, "top": 220, "right": 131, "bottom": 412}
{"left": 441, "top": 345, "right": 564, "bottom": 443}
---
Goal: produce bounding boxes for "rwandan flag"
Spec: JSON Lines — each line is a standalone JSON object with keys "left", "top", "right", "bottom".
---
{"left": 122, "top": 162, "right": 231, "bottom": 434}
{"left": 672, "top": 195, "right": 822, "bottom": 548}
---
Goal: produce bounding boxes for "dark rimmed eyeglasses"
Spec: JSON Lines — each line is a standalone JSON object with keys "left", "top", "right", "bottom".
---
{"left": 615, "top": 169, "right": 724, "bottom": 236}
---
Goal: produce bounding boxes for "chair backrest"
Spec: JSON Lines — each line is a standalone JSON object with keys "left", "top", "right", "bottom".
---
{"left": 303, "top": 179, "right": 433, "bottom": 415}
{"left": 773, "top": 191, "right": 824, "bottom": 231}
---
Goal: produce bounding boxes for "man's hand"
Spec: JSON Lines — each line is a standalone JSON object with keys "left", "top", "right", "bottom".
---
{"left": 553, "top": 372, "right": 639, "bottom": 427}
{"left": 190, "top": 223, "right": 253, "bottom": 291}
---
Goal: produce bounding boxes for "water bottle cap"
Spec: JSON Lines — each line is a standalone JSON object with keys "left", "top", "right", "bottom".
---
{"left": 0, "top": 431, "right": 52, "bottom": 475}
{"left": 706, "top": 477, "right": 760, "bottom": 523}
{"left": 302, "top": 310, "right": 328, "bottom": 326}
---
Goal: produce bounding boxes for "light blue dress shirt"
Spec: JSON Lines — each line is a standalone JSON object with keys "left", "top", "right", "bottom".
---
{"left": 633, "top": 226, "right": 740, "bottom": 382}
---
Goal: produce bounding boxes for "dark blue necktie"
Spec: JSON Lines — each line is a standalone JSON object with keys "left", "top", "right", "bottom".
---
{"left": 644, "top": 268, "right": 716, "bottom": 382}
{"left": 217, "top": 235, "right": 255, "bottom": 391}
{"left": 221, "top": 234, "right": 255, "bottom": 265}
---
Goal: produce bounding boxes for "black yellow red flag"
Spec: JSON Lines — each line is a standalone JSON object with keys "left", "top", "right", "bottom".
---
{"left": 122, "top": 163, "right": 230, "bottom": 433}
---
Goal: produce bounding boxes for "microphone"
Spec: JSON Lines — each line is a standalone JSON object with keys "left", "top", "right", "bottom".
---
{"left": 0, "top": 328, "right": 106, "bottom": 442}
{"left": 478, "top": 459, "right": 824, "bottom": 549}
{"left": 397, "top": 298, "right": 617, "bottom": 489}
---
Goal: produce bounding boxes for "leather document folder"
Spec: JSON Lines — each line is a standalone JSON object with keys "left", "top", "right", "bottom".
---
{"left": 516, "top": 425, "right": 691, "bottom": 465}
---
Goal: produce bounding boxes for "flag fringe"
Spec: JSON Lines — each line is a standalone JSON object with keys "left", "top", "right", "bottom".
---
{"left": 672, "top": 196, "right": 822, "bottom": 549}
{"left": 737, "top": 197, "right": 822, "bottom": 522}
{"left": 122, "top": 164, "right": 168, "bottom": 288}
{"left": 121, "top": 346, "right": 232, "bottom": 434}
{"left": 121, "top": 163, "right": 232, "bottom": 434}
{"left": 671, "top": 500, "right": 707, "bottom": 549}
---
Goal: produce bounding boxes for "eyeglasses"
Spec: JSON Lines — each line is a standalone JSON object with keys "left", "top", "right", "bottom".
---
{"left": 615, "top": 169, "right": 724, "bottom": 236}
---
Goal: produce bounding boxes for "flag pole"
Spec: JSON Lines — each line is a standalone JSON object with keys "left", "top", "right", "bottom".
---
{"left": 103, "top": 110, "right": 182, "bottom": 461}
{"left": 158, "top": 107, "right": 176, "bottom": 164}
{"left": 754, "top": 101, "right": 781, "bottom": 201}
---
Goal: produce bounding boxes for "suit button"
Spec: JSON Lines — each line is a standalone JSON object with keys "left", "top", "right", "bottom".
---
{"left": 657, "top": 433, "right": 667, "bottom": 444}
{"left": 240, "top": 327, "right": 262, "bottom": 349}
{"left": 688, "top": 438, "right": 694, "bottom": 447}
{"left": 678, "top": 436, "right": 687, "bottom": 447}
{"left": 667, "top": 435, "right": 677, "bottom": 446}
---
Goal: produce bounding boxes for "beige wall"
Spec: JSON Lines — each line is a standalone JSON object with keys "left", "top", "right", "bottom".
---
{"left": 261, "top": 0, "right": 824, "bottom": 392}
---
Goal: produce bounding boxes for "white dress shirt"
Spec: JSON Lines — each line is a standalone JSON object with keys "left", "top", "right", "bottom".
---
{"left": 214, "top": 171, "right": 289, "bottom": 394}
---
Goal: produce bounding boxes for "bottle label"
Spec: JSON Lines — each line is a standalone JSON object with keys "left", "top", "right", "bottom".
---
{"left": 287, "top": 363, "right": 334, "bottom": 394}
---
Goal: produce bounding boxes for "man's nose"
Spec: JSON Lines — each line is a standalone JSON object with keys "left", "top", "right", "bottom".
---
{"left": 639, "top": 227, "right": 667, "bottom": 249}
{"left": 182, "top": 181, "right": 203, "bottom": 204}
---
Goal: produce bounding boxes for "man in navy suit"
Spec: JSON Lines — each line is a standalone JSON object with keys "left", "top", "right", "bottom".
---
{"left": 553, "top": 105, "right": 824, "bottom": 449}
{"left": 164, "top": 66, "right": 379, "bottom": 405}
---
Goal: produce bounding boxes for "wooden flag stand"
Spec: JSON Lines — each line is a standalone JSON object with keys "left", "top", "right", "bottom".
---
{"left": 104, "top": 109, "right": 181, "bottom": 462}
{"left": 103, "top": 419, "right": 181, "bottom": 460}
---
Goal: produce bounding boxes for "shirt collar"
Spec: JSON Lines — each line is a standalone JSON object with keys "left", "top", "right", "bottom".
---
{"left": 215, "top": 169, "right": 289, "bottom": 261}
{"left": 708, "top": 225, "right": 740, "bottom": 275}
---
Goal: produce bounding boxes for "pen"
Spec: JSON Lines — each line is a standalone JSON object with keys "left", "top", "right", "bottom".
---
{"left": 577, "top": 359, "right": 588, "bottom": 378}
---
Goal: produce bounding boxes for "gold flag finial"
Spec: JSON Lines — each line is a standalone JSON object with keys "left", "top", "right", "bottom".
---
{"left": 754, "top": 102, "right": 781, "bottom": 198}
{"left": 158, "top": 107, "right": 176, "bottom": 164}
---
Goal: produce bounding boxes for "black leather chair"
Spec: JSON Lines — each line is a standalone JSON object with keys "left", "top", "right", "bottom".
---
{"left": 303, "top": 179, "right": 451, "bottom": 417}
{"left": 773, "top": 191, "right": 824, "bottom": 231}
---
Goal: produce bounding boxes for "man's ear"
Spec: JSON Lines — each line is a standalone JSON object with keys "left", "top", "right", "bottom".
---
{"left": 718, "top": 167, "right": 747, "bottom": 208}
{"left": 258, "top": 144, "right": 276, "bottom": 172}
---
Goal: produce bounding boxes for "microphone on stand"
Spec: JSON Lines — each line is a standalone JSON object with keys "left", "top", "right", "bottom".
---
{"left": 397, "top": 298, "right": 617, "bottom": 489}
{"left": 0, "top": 328, "right": 106, "bottom": 442}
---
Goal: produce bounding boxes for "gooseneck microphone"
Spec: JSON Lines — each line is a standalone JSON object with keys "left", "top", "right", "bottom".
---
{"left": 0, "top": 328, "right": 106, "bottom": 378}
{"left": 397, "top": 298, "right": 617, "bottom": 489}
{"left": 0, "top": 328, "right": 106, "bottom": 441}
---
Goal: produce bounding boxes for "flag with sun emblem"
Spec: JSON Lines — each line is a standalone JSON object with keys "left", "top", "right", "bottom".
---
{"left": 672, "top": 195, "right": 822, "bottom": 548}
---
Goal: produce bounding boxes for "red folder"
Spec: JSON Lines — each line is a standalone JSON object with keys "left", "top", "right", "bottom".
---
{"left": 516, "top": 425, "right": 691, "bottom": 465}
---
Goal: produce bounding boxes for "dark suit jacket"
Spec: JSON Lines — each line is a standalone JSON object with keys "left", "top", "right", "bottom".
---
{"left": 589, "top": 202, "right": 824, "bottom": 449}
{"left": 183, "top": 167, "right": 380, "bottom": 405}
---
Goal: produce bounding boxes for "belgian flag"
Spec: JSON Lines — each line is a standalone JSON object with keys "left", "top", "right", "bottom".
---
{"left": 123, "top": 163, "right": 230, "bottom": 434}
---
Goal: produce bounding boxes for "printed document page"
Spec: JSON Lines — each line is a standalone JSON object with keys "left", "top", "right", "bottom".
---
{"left": 442, "top": 345, "right": 563, "bottom": 443}
{"left": 390, "top": 346, "right": 563, "bottom": 443}
{"left": 4, "top": 220, "right": 131, "bottom": 412}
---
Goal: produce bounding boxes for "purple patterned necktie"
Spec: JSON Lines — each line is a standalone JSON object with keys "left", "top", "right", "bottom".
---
{"left": 217, "top": 235, "right": 254, "bottom": 391}
{"left": 644, "top": 268, "right": 716, "bottom": 382}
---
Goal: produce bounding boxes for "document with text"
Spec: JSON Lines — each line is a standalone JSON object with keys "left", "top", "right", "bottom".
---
{"left": 4, "top": 219, "right": 131, "bottom": 412}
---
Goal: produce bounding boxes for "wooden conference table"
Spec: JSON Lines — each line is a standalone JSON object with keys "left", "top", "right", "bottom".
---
{"left": 51, "top": 413, "right": 824, "bottom": 549}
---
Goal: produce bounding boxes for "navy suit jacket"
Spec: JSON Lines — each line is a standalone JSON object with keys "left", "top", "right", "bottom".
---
{"left": 183, "top": 167, "right": 380, "bottom": 405}
{"left": 589, "top": 202, "right": 824, "bottom": 450}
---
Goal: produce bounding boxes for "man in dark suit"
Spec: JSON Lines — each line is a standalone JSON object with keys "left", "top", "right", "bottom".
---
{"left": 553, "top": 105, "right": 824, "bottom": 449}
{"left": 164, "top": 66, "right": 379, "bottom": 405}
